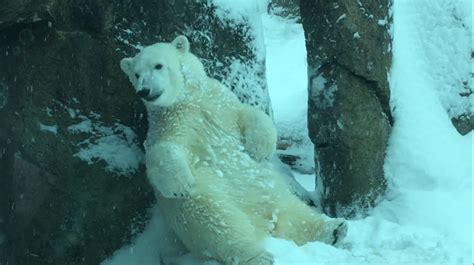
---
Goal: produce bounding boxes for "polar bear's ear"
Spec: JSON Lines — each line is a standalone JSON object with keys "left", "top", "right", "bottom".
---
{"left": 120, "top": 58, "right": 133, "bottom": 75}
{"left": 172, "top": 35, "right": 190, "bottom": 53}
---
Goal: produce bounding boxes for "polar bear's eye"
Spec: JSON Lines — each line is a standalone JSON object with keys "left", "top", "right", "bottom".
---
{"left": 135, "top": 73, "right": 140, "bottom": 79}
{"left": 154, "top": 64, "right": 163, "bottom": 70}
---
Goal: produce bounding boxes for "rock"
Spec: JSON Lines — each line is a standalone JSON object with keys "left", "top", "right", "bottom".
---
{"left": 268, "top": 0, "right": 301, "bottom": 21}
{"left": 0, "top": 0, "right": 269, "bottom": 264}
{"left": 300, "top": 0, "right": 392, "bottom": 217}
{"left": 451, "top": 80, "right": 473, "bottom": 135}
{"left": 452, "top": 114, "right": 474, "bottom": 136}
{"left": 111, "top": 0, "right": 272, "bottom": 114}
{"left": 0, "top": 82, "right": 7, "bottom": 109}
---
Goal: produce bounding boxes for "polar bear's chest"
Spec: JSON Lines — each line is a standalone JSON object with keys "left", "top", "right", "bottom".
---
{"left": 188, "top": 107, "right": 241, "bottom": 149}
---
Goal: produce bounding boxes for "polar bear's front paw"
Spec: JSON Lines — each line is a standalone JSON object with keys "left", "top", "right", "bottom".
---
{"left": 149, "top": 171, "right": 195, "bottom": 199}
{"left": 228, "top": 251, "right": 274, "bottom": 265}
{"left": 316, "top": 218, "right": 347, "bottom": 245}
{"left": 332, "top": 220, "right": 348, "bottom": 245}
{"left": 159, "top": 179, "right": 193, "bottom": 198}
{"left": 325, "top": 218, "right": 347, "bottom": 245}
{"left": 244, "top": 136, "right": 275, "bottom": 162}
{"left": 244, "top": 127, "right": 277, "bottom": 162}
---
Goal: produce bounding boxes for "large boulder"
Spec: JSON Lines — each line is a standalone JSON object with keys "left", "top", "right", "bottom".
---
{"left": 0, "top": 0, "right": 269, "bottom": 264}
{"left": 300, "top": 0, "right": 392, "bottom": 217}
{"left": 452, "top": 114, "right": 473, "bottom": 136}
{"left": 268, "top": 0, "right": 301, "bottom": 21}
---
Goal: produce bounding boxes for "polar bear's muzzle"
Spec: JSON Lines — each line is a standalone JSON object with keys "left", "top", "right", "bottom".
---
{"left": 137, "top": 88, "right": 161, "bottom": 102}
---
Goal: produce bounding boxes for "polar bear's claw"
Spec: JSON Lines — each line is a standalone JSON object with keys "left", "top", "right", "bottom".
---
{"left": 331, "top": 220, "right": 348, "bottom": 245}
{"left": 156, "top": 180, "right": 192, "bottom": 199}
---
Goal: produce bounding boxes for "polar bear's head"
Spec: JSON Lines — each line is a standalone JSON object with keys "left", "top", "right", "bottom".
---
{"left": 120, "top": 36, "right": 206, "bottom": 107}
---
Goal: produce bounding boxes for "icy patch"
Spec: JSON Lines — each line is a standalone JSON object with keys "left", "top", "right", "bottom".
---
{"left": 69, "top": 115, "right": 144, "bottom": 176}
{"left": 39, "top": 122, "right": 58, "bottom": 135}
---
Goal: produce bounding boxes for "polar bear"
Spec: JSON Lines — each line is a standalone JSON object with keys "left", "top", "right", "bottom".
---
{"left": 120, "top": 36, "right": 347, "bottom": 264}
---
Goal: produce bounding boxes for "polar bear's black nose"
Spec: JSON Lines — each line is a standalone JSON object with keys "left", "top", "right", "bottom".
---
{"left": 137, "top": 89, "right": 150, "bottom": 98}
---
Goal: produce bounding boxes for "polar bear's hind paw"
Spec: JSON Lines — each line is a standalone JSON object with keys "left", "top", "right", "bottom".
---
{"left": 332, "top": 221, "right": 348, "bottom": 245}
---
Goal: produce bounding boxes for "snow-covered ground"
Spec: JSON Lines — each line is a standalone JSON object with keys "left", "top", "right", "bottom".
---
{"left": 264, "top": 2, "right": 472, "bottom": 263}
{"left": 102, "top": 1, "right": 472, "bottom": 264}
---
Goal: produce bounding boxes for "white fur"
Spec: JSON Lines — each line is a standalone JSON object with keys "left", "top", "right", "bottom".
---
{"left": 120, "top": 36, "right": 347, "bottom": 264}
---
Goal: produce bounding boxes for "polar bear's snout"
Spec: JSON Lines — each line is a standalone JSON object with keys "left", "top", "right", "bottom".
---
{"left": 136, "top": 88, "right": 150, "bottom": 98}
{"left": 136, "top": 87, "right": 162, "bottom": 102}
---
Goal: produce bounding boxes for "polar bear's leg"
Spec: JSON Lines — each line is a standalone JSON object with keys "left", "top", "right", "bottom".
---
{"left": 146, "top": 141, "right": 195, "bottom": 198}
{"left": 173, "top": 196, "right": 273, "bottom": 265}
{"left": 273, "top": 195, "right": 347, "bottom": 246}
{"left": 238, "top": 105, "right": 277, "bottom": 162}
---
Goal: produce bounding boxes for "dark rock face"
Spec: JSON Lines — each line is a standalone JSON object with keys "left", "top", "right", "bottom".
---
{"left": 0, "top": 1, "right": 268, "bottom": 264}
{"left": 300, "top": 0, "right": 392, "bottom": 217}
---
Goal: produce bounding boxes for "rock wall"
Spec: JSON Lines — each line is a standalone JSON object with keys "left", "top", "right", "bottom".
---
{"left": 0, "top": 1, "right": 269, "bottom": 264}
{"left": 268, "top": 0, "right": 300, "bottom": 21}
{"left": 300, "top": 0, "right": 392, "bottom": 217}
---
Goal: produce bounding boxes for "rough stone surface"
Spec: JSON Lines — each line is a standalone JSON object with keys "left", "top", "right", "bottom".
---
{"left": 268, "top": 0, "right": 301, "bottom": 21}
{"left": 0, "top": 1, "right": 269, "bottom": 264}
{"left": 300, "top": 0, "right": 392, "bottom": 217}
{"left": 452, "top": 114, "right": 474, "bottom": 136}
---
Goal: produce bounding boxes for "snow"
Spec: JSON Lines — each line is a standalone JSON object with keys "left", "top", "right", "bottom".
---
{"left": 38, "top": 122, "right": 58, "bottom": 135}
{"left": 398, "top": 0, "right": 472, "bottom": 119}
{"left": 69, "top": 115, "right": 144, "bottom": 176}
{"left": 336, "top": 13, "right": 347, "bottom": 23}
{"left": 263, "top": 14, "right": 308, "bottom": 142}
{"left": 263, "top": 14, "right": 315, "bottom": 173}
{"left": 209, "top": 0, "right": 273, "bottom": 115}
{"left": 269, "top": 0, "right": 472, "bottom": 263}
{"left": 211, "top": 0, "right": 268, "bottom": 62}
{"left": 102, "top": 206, "right": 188, "bottom": 265}
{"left": 102, "top": 1, "right": 472, "bottom": 264}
